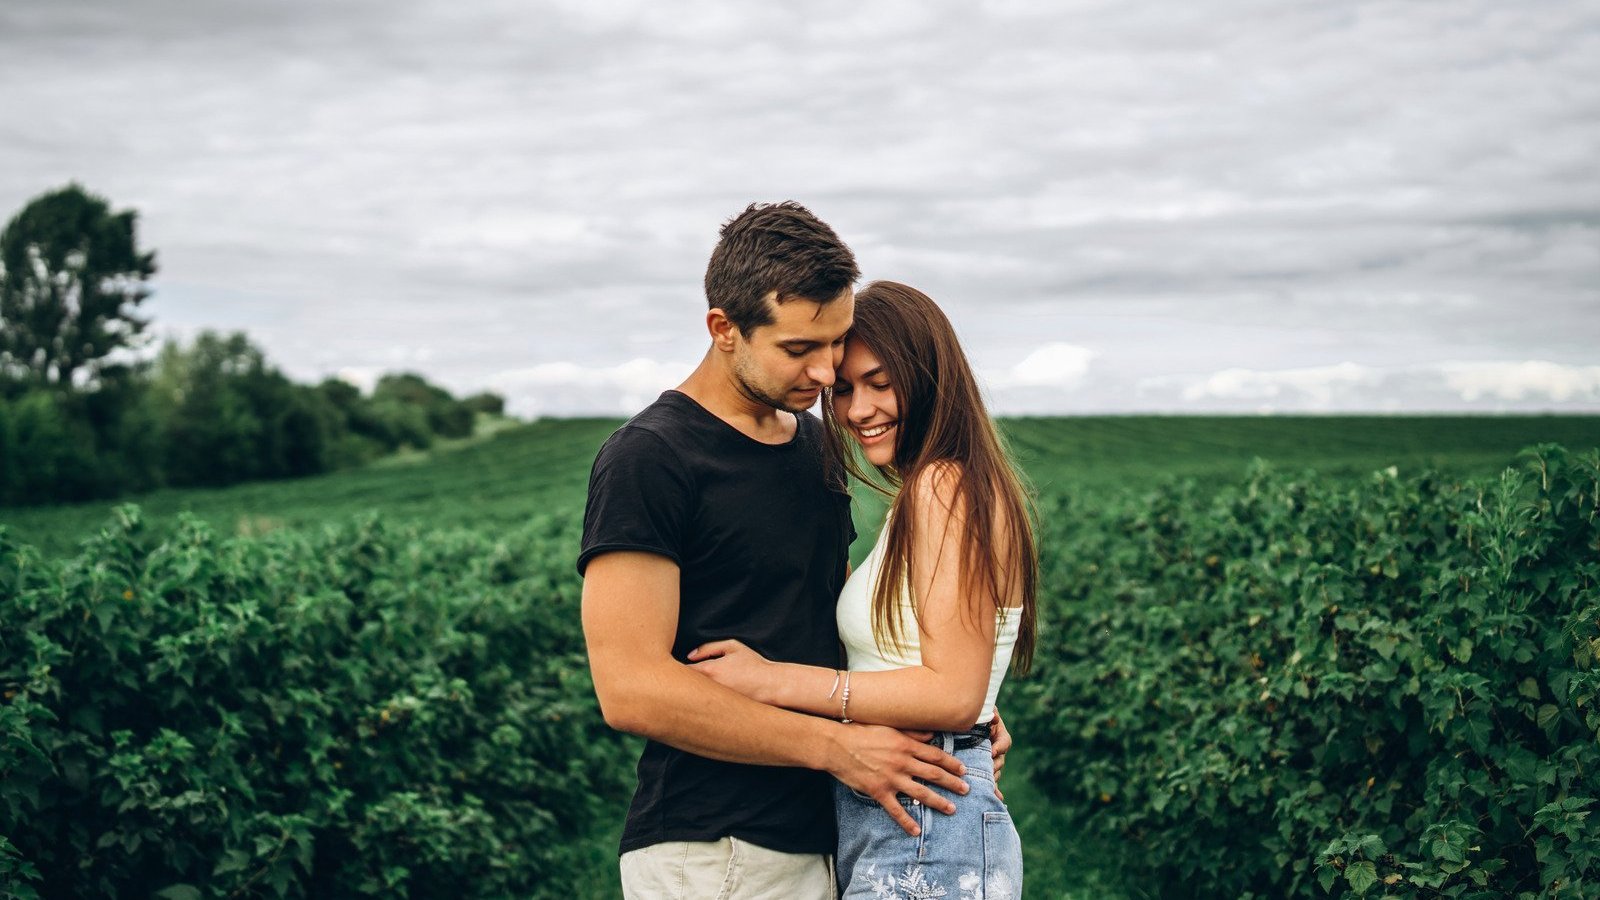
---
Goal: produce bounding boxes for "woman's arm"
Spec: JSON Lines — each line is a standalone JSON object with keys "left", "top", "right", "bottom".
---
{"left": 690, "top": 465, "right": 1009, "bottom": 732}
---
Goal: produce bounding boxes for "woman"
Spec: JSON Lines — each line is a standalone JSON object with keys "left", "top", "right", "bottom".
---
{"left": 688, "top": 280, "right": 1039, "bottom": 899}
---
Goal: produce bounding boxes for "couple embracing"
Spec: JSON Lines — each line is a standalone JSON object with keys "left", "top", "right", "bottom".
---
{"left": 578, "top": 201, "right": 1039, "bottom": 899}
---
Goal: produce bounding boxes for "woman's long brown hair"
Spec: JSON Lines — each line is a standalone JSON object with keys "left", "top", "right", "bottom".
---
{"left": 822, "top": 281, "right": 1038, "bottom": 674}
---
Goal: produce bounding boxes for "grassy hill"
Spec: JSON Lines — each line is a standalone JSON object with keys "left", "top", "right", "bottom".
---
{"left": 1001, "top": 414, "right": 1600, "bottom": 487}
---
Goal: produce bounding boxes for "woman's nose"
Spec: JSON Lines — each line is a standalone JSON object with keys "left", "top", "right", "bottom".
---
{"left": 849, "top": 390, "right": 873, "bottom": 423}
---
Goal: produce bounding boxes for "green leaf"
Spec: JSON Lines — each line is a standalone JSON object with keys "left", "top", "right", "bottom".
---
{"left": 1537, "top": 704, "right": 1560, "bottom": 730}
{"left": 213, "top": 848, "right": 251, "bottom": 876}
{"left": 1346, "top": 860, "right": 1378, "bottom": 895}
{"left": 1372, "top": 634, "right": 1399, "bottom": 660}
{"left": 93, "top": 601, "right": 116, "bottom": 634}
{"left": 1430, "top": 832, "right": 1465, "bottom": 864}
{"left": 153, "top": 886, "right": 201, "bottom": 900}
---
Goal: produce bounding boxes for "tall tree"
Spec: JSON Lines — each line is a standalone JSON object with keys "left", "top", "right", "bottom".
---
{"left": 0, "top": 184, "right": 157, "bottom": 389}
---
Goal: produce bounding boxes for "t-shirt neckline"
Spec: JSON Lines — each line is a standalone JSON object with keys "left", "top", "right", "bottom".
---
{"left": 662, "top": 390, "right": 805, "bottom": 450}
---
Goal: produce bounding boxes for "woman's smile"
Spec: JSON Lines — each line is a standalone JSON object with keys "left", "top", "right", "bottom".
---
{"left": 855, "top": 422, "right": 896, "bottom": 444}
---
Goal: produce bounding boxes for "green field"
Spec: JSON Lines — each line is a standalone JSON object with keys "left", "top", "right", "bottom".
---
{"left": 5, "top": 414, "right": 1598, "bottom": 899}
{"left": 7, "top": 415, "right": 1597, "bottom": 560}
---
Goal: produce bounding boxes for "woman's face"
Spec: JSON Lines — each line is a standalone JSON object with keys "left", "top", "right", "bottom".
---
{"left": 831, "top": 339, "right": 900, "bottom": 468}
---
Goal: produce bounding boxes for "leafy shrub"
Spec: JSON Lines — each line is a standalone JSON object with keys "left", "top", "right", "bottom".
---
{"left": 360, "top": 398, "right": 435, "bottom": 452}
{"left": 77, "top": 373, "right": 167, "bottom": 495}
{"left": 461, "top": 393, "right": 505, "bottom": 418}
{"left": 0, "top": 507, "right": 631, "bottom": 898}
{"left": 1016, "top": 445, "right": 1600, "bottom": 899}
{"left": 0, "top": 390, "right": 99, "bottom": 504}
{"left": 373, "top": 374, "right": 473, "bottom": 441}
{"left": 0, "top": 334, "right": 497, "bottom": 506}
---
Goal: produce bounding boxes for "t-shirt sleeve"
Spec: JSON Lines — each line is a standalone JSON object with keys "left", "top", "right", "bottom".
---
{"left": 577, "top": 426, "right": 694, "bottom": 575}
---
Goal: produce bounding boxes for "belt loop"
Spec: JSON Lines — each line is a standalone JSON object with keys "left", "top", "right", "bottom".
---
{"left": 940, "top": 731, "right": 955, "bottom": 754}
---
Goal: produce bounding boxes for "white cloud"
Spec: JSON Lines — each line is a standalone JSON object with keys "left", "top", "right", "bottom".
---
{"left": 1437, "top": 360, "right": 1600, "bottom": 403}
{"left": 335, "top": 367, "right": 380, "bottom": 393}
{"left": 1144, "top": 359, "right": 1600, "bottom": 412}
{"left": 986, "top": 342, "right": 1097, "bottom": 389}
{"left": 1178, "top": 361, "right": 1381, "bottom": 406}
{"left": 491, "top": 357, "right": 694, "bottom": 417}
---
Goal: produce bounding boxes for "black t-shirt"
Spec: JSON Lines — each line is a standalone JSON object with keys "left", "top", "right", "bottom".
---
{"left": 577, "top": 390, "right": 855, "bottom": 855}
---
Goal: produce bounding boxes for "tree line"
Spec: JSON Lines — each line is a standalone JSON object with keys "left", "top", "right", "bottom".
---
{"left": 0, "top": 184, "right": 505, "bottom": 506}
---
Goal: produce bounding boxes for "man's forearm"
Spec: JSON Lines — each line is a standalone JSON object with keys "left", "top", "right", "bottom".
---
{"left": 600, "top": 655, "right": 844, "bottom": 771}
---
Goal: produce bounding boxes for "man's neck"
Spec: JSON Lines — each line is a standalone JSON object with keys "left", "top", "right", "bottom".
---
{"left": 676, "top": 351, "right": 797, "bottom": 445}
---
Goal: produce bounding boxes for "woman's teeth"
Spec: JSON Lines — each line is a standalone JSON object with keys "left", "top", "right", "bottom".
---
{"left": 859, "top": 424, "right": 893, "bottom": 438}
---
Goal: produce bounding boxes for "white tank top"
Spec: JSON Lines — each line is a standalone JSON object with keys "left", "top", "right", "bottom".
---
{"left": 836, "top": 516, "right": 1020, "bottom": 725}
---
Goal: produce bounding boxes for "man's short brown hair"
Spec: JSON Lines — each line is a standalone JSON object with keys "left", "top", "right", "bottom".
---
{"left": 704, "top": 201, "right": 860, "bottom": 335}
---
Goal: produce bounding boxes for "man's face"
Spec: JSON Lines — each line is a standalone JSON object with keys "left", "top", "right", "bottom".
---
{"left": 730, "top": 287, "right": 855, "bottom": 413}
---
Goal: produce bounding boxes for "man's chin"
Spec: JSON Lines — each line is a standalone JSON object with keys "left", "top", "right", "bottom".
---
{"left": 768, "top": 398, "right": 819, "bottom": 413}
{"left": 735, "top": 378, "right": 818, "bottom": 414}
{"left": 780, "top": 391, "right": 822, "bottom": 413}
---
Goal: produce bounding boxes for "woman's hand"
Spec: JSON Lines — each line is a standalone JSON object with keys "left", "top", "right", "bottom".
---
{"left": 687, "top": 639, "right": 784, "bottom": 706}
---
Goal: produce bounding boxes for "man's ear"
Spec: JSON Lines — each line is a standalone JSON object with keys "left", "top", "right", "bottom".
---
{"left": 707, "top": 308, "right": 740, "bottom": 352}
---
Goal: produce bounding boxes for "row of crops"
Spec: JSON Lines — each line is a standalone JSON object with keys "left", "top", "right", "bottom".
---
{"left": 1, "top": 509, "right": 631, "bottom": 898}
{"left": 2, "top": 436, "right": 1597, "bottom": 897}
{"left": 1018, "top": 445, "right": 1600, "bottom": 899}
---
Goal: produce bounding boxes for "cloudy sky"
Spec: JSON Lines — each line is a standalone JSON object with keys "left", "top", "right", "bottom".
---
{"left": 2, "top": 0, "right": 1596, "bottom": 415}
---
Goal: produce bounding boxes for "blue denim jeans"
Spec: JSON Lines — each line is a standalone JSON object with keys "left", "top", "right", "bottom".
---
{"left": 833, "top": 731, "right": 1022, "bottom": 899}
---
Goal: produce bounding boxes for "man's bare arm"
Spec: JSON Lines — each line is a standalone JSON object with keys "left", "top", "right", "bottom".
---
{"left": 581, "top": 551, "right": 968, "bottom": 835}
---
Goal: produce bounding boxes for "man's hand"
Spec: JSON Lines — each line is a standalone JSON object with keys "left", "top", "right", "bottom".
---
{"left": 826, "top": 723, "right": 968, "bottom": 837}
{"left": 990, "top": 710, "right": 1012, "bottom": 779}
{"left": 990, "top": 710, "right": 1012, "bottom": 800}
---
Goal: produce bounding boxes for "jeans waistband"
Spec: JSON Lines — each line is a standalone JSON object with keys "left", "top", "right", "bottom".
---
{"left": 927, "top": 722, "right": 991, "bottom": 752}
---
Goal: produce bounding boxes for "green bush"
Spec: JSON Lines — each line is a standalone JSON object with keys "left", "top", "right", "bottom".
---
{"left": 78, "top": 374, "right": 167, "bottom": 495}
{"left": 1016, "top": 445, "right": 1600, "bottom": 899}
{"left": 0, "top": 507, "right": 632, "bottom": 898}
{"left": 0, "top": 390, "right": 99, "bottom": 504}
{"left": 0, "top": 379, "right": 167, "bottom": 506}
{"left": 373, "top": 374, "right": 473, "bottom": 442}
{"left": 462, "top": 393, "right": 506, "bottom": 418}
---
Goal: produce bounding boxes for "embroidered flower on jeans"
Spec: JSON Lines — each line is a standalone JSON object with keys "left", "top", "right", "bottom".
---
{"left": 985, "top": 868, "right": 1017, "bottom": 899}
{"left": 863, "top": 863, "right": 949, "bottom": 900}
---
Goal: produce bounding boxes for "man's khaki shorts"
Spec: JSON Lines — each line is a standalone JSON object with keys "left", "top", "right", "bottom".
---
{"left": 620, "top": 836, "right": 835, "bottom": 900}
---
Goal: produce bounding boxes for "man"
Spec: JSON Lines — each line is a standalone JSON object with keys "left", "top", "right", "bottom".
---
{"left": 579, "top": 202, "right": 970, "bottom": 898}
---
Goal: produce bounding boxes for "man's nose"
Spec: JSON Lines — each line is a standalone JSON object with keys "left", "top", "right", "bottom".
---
{"left": 806, "top": 355, "right": 835, "bottom": 387}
